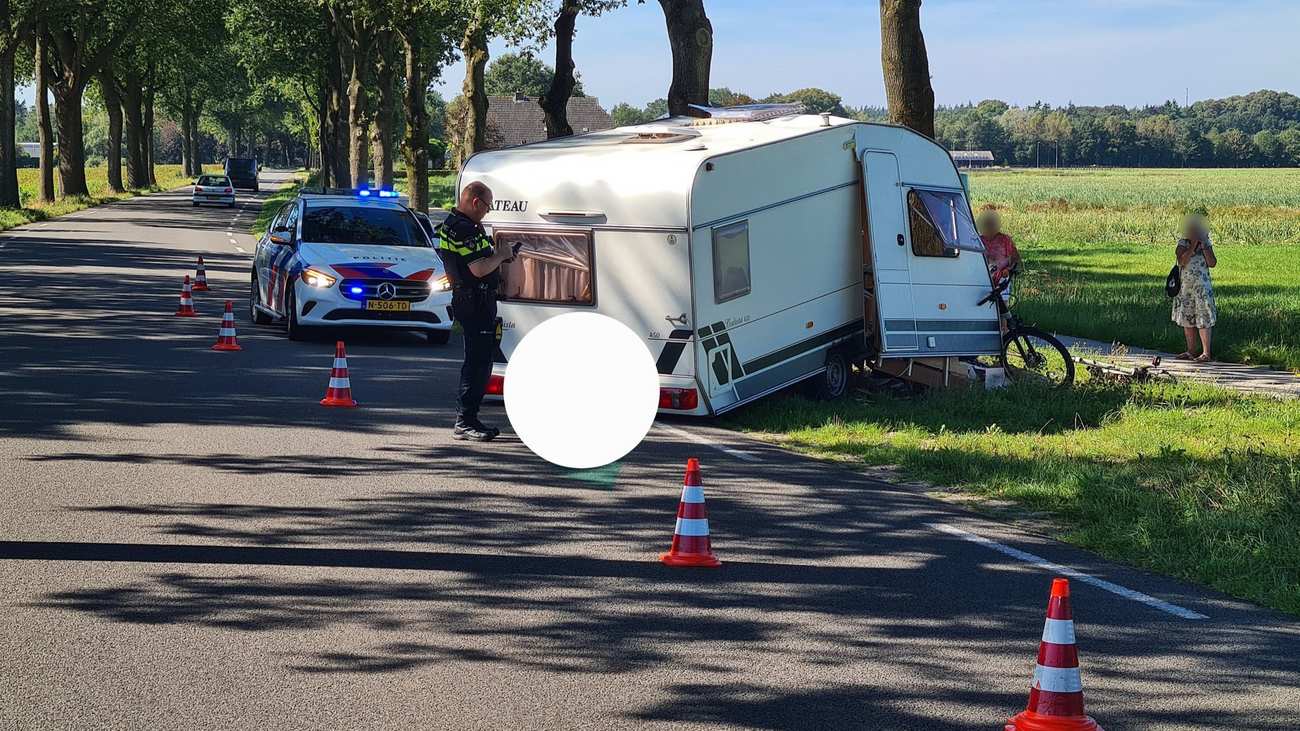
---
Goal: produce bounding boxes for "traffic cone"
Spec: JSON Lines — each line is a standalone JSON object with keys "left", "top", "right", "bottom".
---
{"left": 320, "top": 340, "right": 358, "bottom": 407}
{"left": 192, "top": 256, "right": 210, "bottom": 291}
{"left": 660, "top": 458, "right": 721, "bottom": 567}
{"left": 1005, "top": 578, "right": 1104, "bottom": 731}
{"left": 211, "top": 300, "right": 242, "bottom": 351}
{"left": 175, "top": 275, "right": 197, "bottom": 317}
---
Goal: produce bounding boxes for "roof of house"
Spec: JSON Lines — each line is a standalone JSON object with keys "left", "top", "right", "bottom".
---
{"left": 950, "top": 150, "right": 995, "bottom": 161}
{"left": 486, "top": 94, "right": 614, "bottom": 149}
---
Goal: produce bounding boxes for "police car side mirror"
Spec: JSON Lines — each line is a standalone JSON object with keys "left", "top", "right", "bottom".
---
{"left": 269, "top": 229, "right": 291, "bottom": 246}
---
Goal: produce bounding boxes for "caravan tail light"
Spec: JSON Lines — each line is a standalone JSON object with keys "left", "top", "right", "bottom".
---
{"left": 486, "top": 374, "right": 505, "bottom": 396}
{"left": 659, "top": 387, "right": 698, "bottom": 411}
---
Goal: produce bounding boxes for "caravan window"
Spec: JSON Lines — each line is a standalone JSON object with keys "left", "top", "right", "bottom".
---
{"left": 712, "top": 221, "right": 751, "bottom": 303}
{"left": 907, "top": 189, "right": 984, "bottom": 258}
{"left": 494, "top": 230, "right": 594, "bottom": 305}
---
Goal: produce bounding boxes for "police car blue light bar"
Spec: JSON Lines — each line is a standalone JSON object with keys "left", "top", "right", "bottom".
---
{"left": 356, "top": 188, "right": 400, "bottom": 198}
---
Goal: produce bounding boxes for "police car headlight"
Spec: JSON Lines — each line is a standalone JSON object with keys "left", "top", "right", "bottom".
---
{"left": 433, "top": 275, "right": 451, "bottom": 292}
{"left": 302, "top": 268, "right": 337, "bottom": 288}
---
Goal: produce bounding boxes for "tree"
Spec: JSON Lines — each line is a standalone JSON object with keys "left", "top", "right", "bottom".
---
{"left": 1277, "top": 127, "right": 1300, "bottom": 166}
{"left": 538, "top": 1, "right": 619, "bottom": 139}
{"left": 391, "top": 0, "right": 458, "bottom": 211}
{"left": 708, "top": 87, "right": 755, "bottom": 106}
{"left": 0, "top": 0, "right": 36, "bottom": 207}
{"left": 657, "top": 0, "right": 711, "bottom": 116}
{"left": 765, "top": 88, "right": 846, "bottom": 115}
{"left": 1252, "top": 130, "right": 1283, "bottom": 166}
{"left": 41, "top": 1, "right": 138, "bottom": 198}
{"left": 485, "top": 52, "right": 562, "bottom": 97}
{"left": 34, "top": 21, "right": 55, "bottom": 201}
{"left": 879, "top": 0, "right": 934, "bottom": 138}
{"left": 610, "top": 101, "right": 651, "bottom": 126}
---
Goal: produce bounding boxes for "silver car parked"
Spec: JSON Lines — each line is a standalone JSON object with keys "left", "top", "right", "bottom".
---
{"left": 192, "top": 174, "right": 236, "bottom": 208}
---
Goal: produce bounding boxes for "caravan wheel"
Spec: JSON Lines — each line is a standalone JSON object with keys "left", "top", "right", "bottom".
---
{"left": 804, "top": 349, "right": 850, "bottom": 401}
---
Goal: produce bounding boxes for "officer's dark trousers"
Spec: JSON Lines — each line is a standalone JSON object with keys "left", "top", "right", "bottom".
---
{"left": 453, "top": 289, "right": 497, "bottom": 424}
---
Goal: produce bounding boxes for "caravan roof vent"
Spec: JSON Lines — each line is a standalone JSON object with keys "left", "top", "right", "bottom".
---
{"left": 621, "top": 127, "right": 702, "bottom": 144}
{"left": 686, "top": 103, "right": 806, "bottom": 126}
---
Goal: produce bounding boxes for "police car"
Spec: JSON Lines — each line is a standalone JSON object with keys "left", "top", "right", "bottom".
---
{"left": 249, "top": 188, "right": 453, "bottom": 343}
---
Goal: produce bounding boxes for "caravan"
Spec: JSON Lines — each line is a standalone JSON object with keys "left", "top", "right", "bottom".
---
{"left": 458, "top": 107, "right": 1001, "bottom": 416}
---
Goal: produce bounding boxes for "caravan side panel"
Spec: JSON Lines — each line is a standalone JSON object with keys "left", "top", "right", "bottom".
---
{"left": 689, "top": 128, "right": 864, "bottom": 414}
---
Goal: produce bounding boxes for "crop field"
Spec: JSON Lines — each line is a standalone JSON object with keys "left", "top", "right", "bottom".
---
{"left": 969, "top": 168, "right": 1300, "bottom": 371}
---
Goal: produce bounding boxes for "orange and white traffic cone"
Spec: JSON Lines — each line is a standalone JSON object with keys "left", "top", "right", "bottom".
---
{"left": 1005, "top": 578, "right": 1104, "bottom": 731}
{"left": 192, "top": 256, "right": 210, "bottom": 291}
{"left": 660, "top": 458, "right": 721, "bottom": 567}
{"left": 175, "top": 275, "right": 197, "bottom": 317}
{"left": 211, "top": 300, "right": 242, "bottom": 351}
{"left": 320, "top": 340, "right": 358, "bottom": 407}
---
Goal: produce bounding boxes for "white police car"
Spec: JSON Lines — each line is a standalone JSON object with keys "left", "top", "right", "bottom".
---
{"left": 249, "top": 189, "right": 453, "bottom": 343}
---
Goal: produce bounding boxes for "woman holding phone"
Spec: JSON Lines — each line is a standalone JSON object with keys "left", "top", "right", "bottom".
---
{"left": 1172, "top": 214, "right": 1217, "bottom": 361}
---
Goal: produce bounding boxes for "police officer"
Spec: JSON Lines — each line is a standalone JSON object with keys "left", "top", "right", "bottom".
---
{"left": 435, "top": 181, "right": 516, "bottom": 441}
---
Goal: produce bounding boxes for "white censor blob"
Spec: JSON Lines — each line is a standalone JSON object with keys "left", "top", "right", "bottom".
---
{"left": 504, "top": 312, "right": 660, "bottom": 469}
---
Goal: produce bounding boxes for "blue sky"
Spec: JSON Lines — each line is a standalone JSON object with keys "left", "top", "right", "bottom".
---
{"left": 431, "top": 0, "right": 1300, "bottom": 108}
{"left": 19, "top": 1, "right": 1300, "bottom": 109}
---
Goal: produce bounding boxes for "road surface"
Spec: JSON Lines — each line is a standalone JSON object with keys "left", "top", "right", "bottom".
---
{"left": 2, "top": 173, "right": 1297, "bottom": 730}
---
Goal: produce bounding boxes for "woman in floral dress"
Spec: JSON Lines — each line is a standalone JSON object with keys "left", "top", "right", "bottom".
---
{"left": 1172, "top": 215, "right": 1217, "bottom": 362}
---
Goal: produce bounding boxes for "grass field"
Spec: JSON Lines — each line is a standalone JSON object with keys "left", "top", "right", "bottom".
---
{"left": 391, "top": 169, "right": 457, "bottom": 209}
{"left": 8, "top": 164, "right": 220, "bottom": 231}
{"left": 968, "top": 168, "right": 1300, "bottom": 371}
{"left": 729, "top": 379, "right": 1300, "bottom": 616}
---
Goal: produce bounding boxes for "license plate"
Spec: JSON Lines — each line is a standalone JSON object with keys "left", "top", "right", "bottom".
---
{"left": 366, "top": 300, "right": 410, "bottom": 312}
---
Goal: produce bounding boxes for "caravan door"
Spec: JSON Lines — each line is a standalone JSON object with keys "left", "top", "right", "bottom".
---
{"left": 861, "top": 151, "right": 918, "bottom": 352}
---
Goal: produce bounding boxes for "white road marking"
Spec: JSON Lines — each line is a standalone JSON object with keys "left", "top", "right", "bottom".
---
{"left": 657, "top": 423, "right": 761, "bottom": 462}
{"left": 234, "top": 246, "right": 247, "bottom": 253}
{"left": 930, "top": 523, "right": 1209, "bottom": 619}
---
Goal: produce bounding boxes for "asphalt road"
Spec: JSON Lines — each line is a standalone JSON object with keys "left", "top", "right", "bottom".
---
{"left": 2, "top": 172, "right": 1298, "bottom": 730}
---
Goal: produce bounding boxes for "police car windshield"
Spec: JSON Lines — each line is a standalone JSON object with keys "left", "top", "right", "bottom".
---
{"left": 300, "top": 205, "right": 429, "bottom": 247}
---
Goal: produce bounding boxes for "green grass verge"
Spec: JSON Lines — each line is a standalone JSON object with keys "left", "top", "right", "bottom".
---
{"left": 969, "top": 168, "right": 1300, "bottom": 372}
{"left": 250, "top": 172, "right": 311, "bottom": 237}
{"left": 726, "top": 380, "right": 1300, "bottom": 615}
{"left": 392, "top": 168, "right": 457, "bottom": 209}
{"left": 6, "top": 164, "right": 221, "bottom": 231}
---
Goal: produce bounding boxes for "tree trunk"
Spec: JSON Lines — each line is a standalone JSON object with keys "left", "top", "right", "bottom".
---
{"left": 49, "top": 60, "right": 91, "bottom": 198}
{"left": 657, "top": 0, "right": 712, "bottom": 117}
{"left": 316, "top": 74, "right": 333, "bottom": 188}
{"left": 541, "top": 0, "right": 579, "bottom": 139}
{"left": 0, "top": 18, "right": 18, "bottom": 208}
{"left": 179, "top": 110, "right": 191, "bottom": 176}
{"left": 188, "top": 99, "right": 204, "bottom": 176}
{"left": 120, "top": 77, "right": 147, "bottom": 188}
{"left": 370, "top": 34, "right": 397, "bottom": 189}
{"left": 458, "top": 11, "right": 489, "bottom": 166}
{"left": 35, "top": 27, "right": 56, "bottom": 202}
{"left": 401, "top": 31, "right": 429, "bottom": 212}
{"left": 144, "top": 87, "right": 156, "bottom": 186}
{"left": 879, "top": 0, "right": 935, "bottom": 139}
{"left": 98, "top": 71, "right": 125, "bottom": 193}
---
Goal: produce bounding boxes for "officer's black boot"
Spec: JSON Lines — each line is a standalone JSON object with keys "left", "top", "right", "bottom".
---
{"left": 453, "top": 416, "right": 497, "bottom": 442}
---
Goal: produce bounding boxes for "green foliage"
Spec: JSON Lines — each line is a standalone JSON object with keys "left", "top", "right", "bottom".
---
{"left": 764, "top": 87, "right": 846, "bottom": 115}
{"left": 729, "top": 380, "right": 1300, "bottom": 615}
{"left": 484, "top": 52, "right": 584, "bottom": 97}
{"left": 610, "top": 102, "right": 652, "bottom": 127}
{"left": 937, "top": 90, "right": 1300, "bottom": 167}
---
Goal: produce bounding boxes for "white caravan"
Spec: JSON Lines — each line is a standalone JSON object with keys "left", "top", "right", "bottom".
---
{"left": 459, "top": 107, "right": 1000, "bottom": 416}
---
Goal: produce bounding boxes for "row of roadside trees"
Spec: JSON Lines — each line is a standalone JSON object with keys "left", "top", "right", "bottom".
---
{"left": 10, "top": 1, "right": 937, "bottom": 213}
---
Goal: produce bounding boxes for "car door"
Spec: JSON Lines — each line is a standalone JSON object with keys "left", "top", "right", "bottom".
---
{"left": 267, "top": 203, "right": 301, "bottom": 316}
{"left": 255, "top": 204, "right": 291, "bottom": 307}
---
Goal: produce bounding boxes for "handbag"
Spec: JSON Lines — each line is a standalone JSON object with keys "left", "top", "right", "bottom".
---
{"left": 1165, "top": 265, "right": 1181, "bottom": 298}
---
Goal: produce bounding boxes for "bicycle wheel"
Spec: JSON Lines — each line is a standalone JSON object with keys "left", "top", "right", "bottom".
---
{"left": 1002, "top": 326, "right": 1075, "bottom": 387}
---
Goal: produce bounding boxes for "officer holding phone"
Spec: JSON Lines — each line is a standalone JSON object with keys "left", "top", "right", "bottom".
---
{"left": 435, "top": 181, "right": 520, "bottom": 441}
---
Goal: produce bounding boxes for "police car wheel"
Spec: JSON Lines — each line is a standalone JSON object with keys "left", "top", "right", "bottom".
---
{"left": 249, "top": 271, "right": 272, "bottom": 325}
{"left": 805, "top": 349, "right": 850, "bottom": 401}
{"left": 425, "top": 329, "right": 452, "bottom": 345}
{"left": 285, "top": 287, "right": 305, "bottom": 341}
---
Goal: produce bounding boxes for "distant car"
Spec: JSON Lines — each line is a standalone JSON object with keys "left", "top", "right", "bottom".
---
{"left": 192, "top": 174, "right": 235, "bottom": 207}
{"left": 249, "top": 189, "right": 453, "bottom": 344}
{"left": 225, "top": 157, "right": 259, "bottom": 191}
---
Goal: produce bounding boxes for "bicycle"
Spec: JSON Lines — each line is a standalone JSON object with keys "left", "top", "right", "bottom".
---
{"left": 975, "top": 269, "right": 1076, "bottom": 388}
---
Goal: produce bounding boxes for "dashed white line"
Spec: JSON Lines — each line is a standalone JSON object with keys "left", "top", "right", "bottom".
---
{"left": 234, "top": 246, "right": 247, "bottom": 253}
{"left": 930, "top": 523, "right": 1209, "bottom": 619}
{"left": 657, "top": 423, "right": 761, "bottom": 462}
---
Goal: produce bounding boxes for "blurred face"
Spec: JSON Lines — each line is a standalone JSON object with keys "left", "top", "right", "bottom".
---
{"left": 462, "top": 188, "right": 493, "bottom": 222}
{"left": 978, "top": 213, "right": 1001, "bottom": 237}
